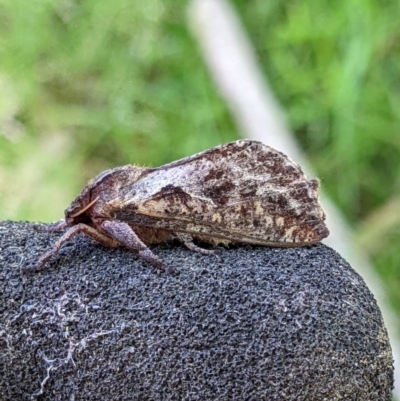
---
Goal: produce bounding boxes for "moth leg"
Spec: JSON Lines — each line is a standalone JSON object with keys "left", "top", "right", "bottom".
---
{"left": 22, "top": 223, "right": 119, "bottom": 273}
{"left": 33, "top": 219, "right": 68, "bottom": 232}
{"left": 101, "top": 220, "right": 172, "bottom": 273}
{"left": 174, "top": 232, "right": 216, "bottom": 255}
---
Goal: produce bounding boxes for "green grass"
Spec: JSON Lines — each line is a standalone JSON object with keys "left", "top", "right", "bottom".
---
{"left": 1, "top": 0, "right": 400, "bottom": 318}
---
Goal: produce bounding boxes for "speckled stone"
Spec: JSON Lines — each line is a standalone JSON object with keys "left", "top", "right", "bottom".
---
{"left": 0, "top": 221, "right": 394, "bottom": 400}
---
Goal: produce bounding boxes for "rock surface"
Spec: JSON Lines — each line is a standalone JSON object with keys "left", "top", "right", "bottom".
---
{"left": 0, "top": 221, "right": 394, "bottom": 400}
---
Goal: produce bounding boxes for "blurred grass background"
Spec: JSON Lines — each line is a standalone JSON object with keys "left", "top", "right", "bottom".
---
{"left": 0, "top": 0, "right": 400, "bottom": 317}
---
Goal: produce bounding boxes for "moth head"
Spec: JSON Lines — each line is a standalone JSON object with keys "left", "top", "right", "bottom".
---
{"left": 64, "top": 186, "right": 93, "bottom": 226}
{"left": 64, "top": 165, "right": 145, "bottom": 225}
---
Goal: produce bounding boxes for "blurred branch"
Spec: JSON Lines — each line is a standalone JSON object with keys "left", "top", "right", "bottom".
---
{"left": 357, "top": 195, "right": 400, "bottom": 255}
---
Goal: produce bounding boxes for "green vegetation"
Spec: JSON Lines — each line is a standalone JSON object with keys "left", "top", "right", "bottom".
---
{"left": 1, "top": 0, "right": 400, "bottom": 315}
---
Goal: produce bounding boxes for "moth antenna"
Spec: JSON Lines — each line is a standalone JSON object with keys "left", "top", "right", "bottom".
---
{"left": 70, "top": 196, "right": 100, "bottom": 218}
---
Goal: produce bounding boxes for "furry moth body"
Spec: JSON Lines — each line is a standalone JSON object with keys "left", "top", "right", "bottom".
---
{"left": 24, "top": 140, "right": 329, "bottom": 274}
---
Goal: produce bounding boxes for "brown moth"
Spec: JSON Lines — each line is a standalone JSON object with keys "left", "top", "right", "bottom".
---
{"left": 23, "top": 140, "right": 329, "bottom": 274}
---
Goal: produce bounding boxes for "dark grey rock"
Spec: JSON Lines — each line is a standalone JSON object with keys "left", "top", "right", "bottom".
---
{"left": 0, "top": 221, "right": 394, "bottom": 400}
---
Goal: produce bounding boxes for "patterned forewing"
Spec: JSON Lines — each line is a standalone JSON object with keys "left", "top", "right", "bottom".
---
{"left": 117, "top": 141, "right": 328, "bottom": 245}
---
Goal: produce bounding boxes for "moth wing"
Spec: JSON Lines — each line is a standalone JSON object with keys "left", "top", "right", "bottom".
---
{"left": 118, "top": 140, "right": 329, "bottom": 245}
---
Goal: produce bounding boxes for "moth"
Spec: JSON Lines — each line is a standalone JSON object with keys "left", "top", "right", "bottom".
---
{"left": 23, "top": 140, "right": 329, "bottom": 274}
